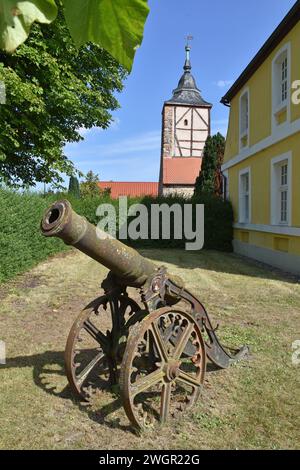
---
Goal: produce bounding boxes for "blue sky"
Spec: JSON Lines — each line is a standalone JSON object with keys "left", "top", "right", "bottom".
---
{"left": 65, "top": 0, "right": 296, "bottom": 184}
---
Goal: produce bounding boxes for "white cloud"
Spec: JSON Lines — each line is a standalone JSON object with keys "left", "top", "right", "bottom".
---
{"left": 215, "top": 80, "right": 233, "bottom": 88}
{"left": 111, "top": 117, "right": 121, "bottom": 130}
{"left": 78, "top": 126, "right": 103, "bottom": 137}
{"left": 101, "top": 130, "right": 161, "bottom": 156}
{"left": 77, "top": 117, "right": 121, "bottom": 137}
{"left": 68, "top": 130, "right": 161, "bottom": 161}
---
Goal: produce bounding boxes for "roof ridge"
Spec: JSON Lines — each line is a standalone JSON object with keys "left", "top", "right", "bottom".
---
{"left": 221, "top": 0, "right": 300, "bottom": 105}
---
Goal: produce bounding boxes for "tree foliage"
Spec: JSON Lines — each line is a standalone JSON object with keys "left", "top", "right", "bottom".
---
{"left": 194, "top": 133, "right": 226, "bottom": 198}
{"left": 80, "top": 170, "right": 100, "bottom": 198}
{"left": 0, "top": 0, "right": 150, "bottom": 71}
{"left": 68, "top": 175, "right": 80, "bottom": 199}
{"left": 0, "top": 10, "right": 127, "bottom": 187}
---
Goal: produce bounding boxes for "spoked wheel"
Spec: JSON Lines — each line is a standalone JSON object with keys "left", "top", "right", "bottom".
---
{"left": 65, "top": 292, "right": 141, "bottom": 400}
{"left": 120, "top": 307, "right": 206, "bottom": 431}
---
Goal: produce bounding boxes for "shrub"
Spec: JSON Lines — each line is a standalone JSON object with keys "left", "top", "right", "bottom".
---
{"left": 68, "top": 176, "right": 80, "bottom": 199}
{"left": 193, "top": 193, "right": 233, "bottom": 251}
{"left": 128, "top": 193, "right": 233, "bottom": 252}
{"left": 194, "top": 133, "right": 225, "bottom": 197}
{"left": 0, "top": 190, "right": 233, "bottom": 284}
{"left": 80, "top": 171, "right": 101, "bottom": 198}
{"left": 0, "top": 190, "right": 68, "bottom": 283}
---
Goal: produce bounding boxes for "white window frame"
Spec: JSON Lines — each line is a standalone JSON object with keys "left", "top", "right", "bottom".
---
{"left": 222, "top": 169, "right": 229, "bottom": 201}
{"left": 239, "top": 88, "right": 250, "bottom": 151}
{"left": 272, "top": 43, "right": 291, "bottom": 132}
{"left": 239, "top": 167, "right": 251, "bottom": 224}
{"left": 270, "top": 152, "right": 292, "bottom": 226}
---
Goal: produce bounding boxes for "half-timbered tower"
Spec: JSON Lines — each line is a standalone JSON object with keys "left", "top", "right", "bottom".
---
{"left": 159, "top": 45, "right": 212, "bottom": 196}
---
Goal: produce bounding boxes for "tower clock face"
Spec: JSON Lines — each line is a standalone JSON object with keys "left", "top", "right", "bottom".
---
{"left": 173, "top": 106, "right": 210, "bottom": 158}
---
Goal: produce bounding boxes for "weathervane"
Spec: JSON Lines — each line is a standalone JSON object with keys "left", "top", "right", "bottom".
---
{"left": 184, "top": 35, "right": 193, "bottom": 66}
{"left": 185, "top": 35, "right": 194, "bottom": 48}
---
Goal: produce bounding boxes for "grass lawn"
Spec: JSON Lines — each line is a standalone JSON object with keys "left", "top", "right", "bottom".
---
{"left": 0, "top": 248, "right": 299, "bottom": 450}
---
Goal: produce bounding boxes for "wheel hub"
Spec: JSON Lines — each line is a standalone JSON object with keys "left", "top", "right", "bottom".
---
{"left": 164, "top": 360, "right": 181, "bottom": 382}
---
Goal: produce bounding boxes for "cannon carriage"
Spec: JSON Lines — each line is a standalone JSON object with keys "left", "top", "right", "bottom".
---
{"left": 41, "top": 200, "right": 248, "bottom": 431}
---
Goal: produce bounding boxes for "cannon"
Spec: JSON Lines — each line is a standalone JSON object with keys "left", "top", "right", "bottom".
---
{"left": 41, "top": 199, "right": 248, "bottom": 431}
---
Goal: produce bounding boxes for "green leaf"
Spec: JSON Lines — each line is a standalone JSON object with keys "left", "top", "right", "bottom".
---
{"left": 62, "top": 0, "right": 149, "bottom": 71}
{"left": 0, "top": 0, "right": 58, "bottom": 52}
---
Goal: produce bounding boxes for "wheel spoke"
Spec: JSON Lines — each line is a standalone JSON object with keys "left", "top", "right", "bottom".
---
{"left": 151, "top": 323, "right": 169, "bottom": 362}
{"left": 160, "top": 382, "right": 172, "bottom": 423}
{"left": 173, "top": 323, "right": 193, "bottom": 360}
{"left": 177, "top": 369, "right": 200, "bottom": 389}
{"left": 77, "top": 351, "right": 105, "bottom": 385}
{"left": 83, "top": 319, "right": 108, "bottom": 348}
{"left": 121, "top": 307, "right": 206, "bottom": 431}
{"left": 131, "top": 369, "right": 164, "bottom": 397}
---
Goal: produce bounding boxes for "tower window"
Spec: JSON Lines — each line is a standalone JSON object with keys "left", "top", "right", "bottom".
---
{"left": 184, "top": 119, "right": 188, "bottom": 126}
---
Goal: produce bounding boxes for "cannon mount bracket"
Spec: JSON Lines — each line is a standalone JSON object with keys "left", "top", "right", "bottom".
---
{"left": 101, "top": 266, "right": 249, "bottom": 370}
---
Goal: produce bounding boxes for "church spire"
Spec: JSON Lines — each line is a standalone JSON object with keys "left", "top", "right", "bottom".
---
{"left": 184, "top": 36, "right": 193, "bottom": 72}
{"left": 164, "top": 39, "right": 212, "bottom": 107}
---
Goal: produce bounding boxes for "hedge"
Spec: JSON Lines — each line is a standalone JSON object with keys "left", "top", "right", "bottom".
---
{"left": 0, "top": 190, "right": 233, "bottom": 283}
{"left": 126, "top": 194, "right": 233, "bottom": 251}
{"left": 0, "top": 190, "right": 66, "bottom": 283}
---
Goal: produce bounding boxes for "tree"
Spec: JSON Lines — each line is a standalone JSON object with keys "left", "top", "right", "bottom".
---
{"left": 0, "top": 10, "right": 127, "bottom": 187}
{"left": 194, "top": 133, "right": 226, "bottom": 198}
{"left": 80, "top": 170, "right": 100, "bottom": 198}
{"left": 68, "top": 175, "right": 80, "bottom": 199}
{"left": 0, "top": 0, "right": 150, "bottom": 71}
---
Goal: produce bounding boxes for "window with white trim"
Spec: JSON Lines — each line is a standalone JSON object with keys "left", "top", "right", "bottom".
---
{"left": 239, "top": 169, "right": 250, "bottom": 223}
{"left": 281, "top": 56, "right": 288, "bottom": 103}
{"left": 271, "top": 154, "right": 291, "bottom": 226}
{"left": 272, "top": 44, "right": 290, "bottom": 126}
{"left": 239, "top": 90, "right": 249, "bottom": 149}
{"left": 279, "top": 163, "right": 288, "bottom": 223}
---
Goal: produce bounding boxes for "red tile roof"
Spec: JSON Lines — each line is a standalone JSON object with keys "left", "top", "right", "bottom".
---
{"left": 163, "top": 158, "right": 202, "bottom": 185}
{"left": 98, "top": 181, "right": 158, "bottom": 199}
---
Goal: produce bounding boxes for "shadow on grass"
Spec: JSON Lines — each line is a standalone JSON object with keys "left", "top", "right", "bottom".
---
{"left": 3, "top": 351, "right": 132, "bottom": 433}
{"left": 3, "top": 350, "right": 221, "bottom": 433}
{"left": 139, "top": 248, "right": 300, "bottom": 284}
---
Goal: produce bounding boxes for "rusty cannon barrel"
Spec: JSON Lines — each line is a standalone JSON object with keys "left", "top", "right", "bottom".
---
{"left": 41, "top": 199, "right": 183, "bottom": 289}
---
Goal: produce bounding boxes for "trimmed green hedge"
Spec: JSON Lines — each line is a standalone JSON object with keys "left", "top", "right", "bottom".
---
{"left": 128, "top": 194, "right": 233, "bottom": 252}
{"left": 0, "top": 190, "right": 233, "bottom": 283}
{"left": 0, "top": 190, "right": 66, "bottom": 283}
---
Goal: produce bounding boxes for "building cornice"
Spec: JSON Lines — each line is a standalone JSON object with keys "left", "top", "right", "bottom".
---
{"left": 234, "top": 223, "right": 300, "bottom": 237}
{"left": 221, "top": 118, "right": 300, "bottom": 171}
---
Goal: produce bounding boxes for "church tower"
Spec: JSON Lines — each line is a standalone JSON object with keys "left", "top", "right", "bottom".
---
{"left": 159, "top": 44, "right": 212, "bottom": 196}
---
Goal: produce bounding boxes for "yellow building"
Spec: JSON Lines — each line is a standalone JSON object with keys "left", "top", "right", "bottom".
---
{"left": 221, "top": 1, "right": 300, "bottom": 275}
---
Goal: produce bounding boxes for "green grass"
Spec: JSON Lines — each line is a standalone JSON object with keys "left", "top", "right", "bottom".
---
{"left": 0, "top": 248, "right": 299, "bottom": 449}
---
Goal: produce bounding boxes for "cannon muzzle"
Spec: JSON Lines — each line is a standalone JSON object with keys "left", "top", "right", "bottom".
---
{"left": 41, "top": 199, "right": 158, "bottom": 287}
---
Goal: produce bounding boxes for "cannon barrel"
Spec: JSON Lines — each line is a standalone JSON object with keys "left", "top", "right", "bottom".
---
{"left": 41, "top": 199, "right": 181, "bottom": 289}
